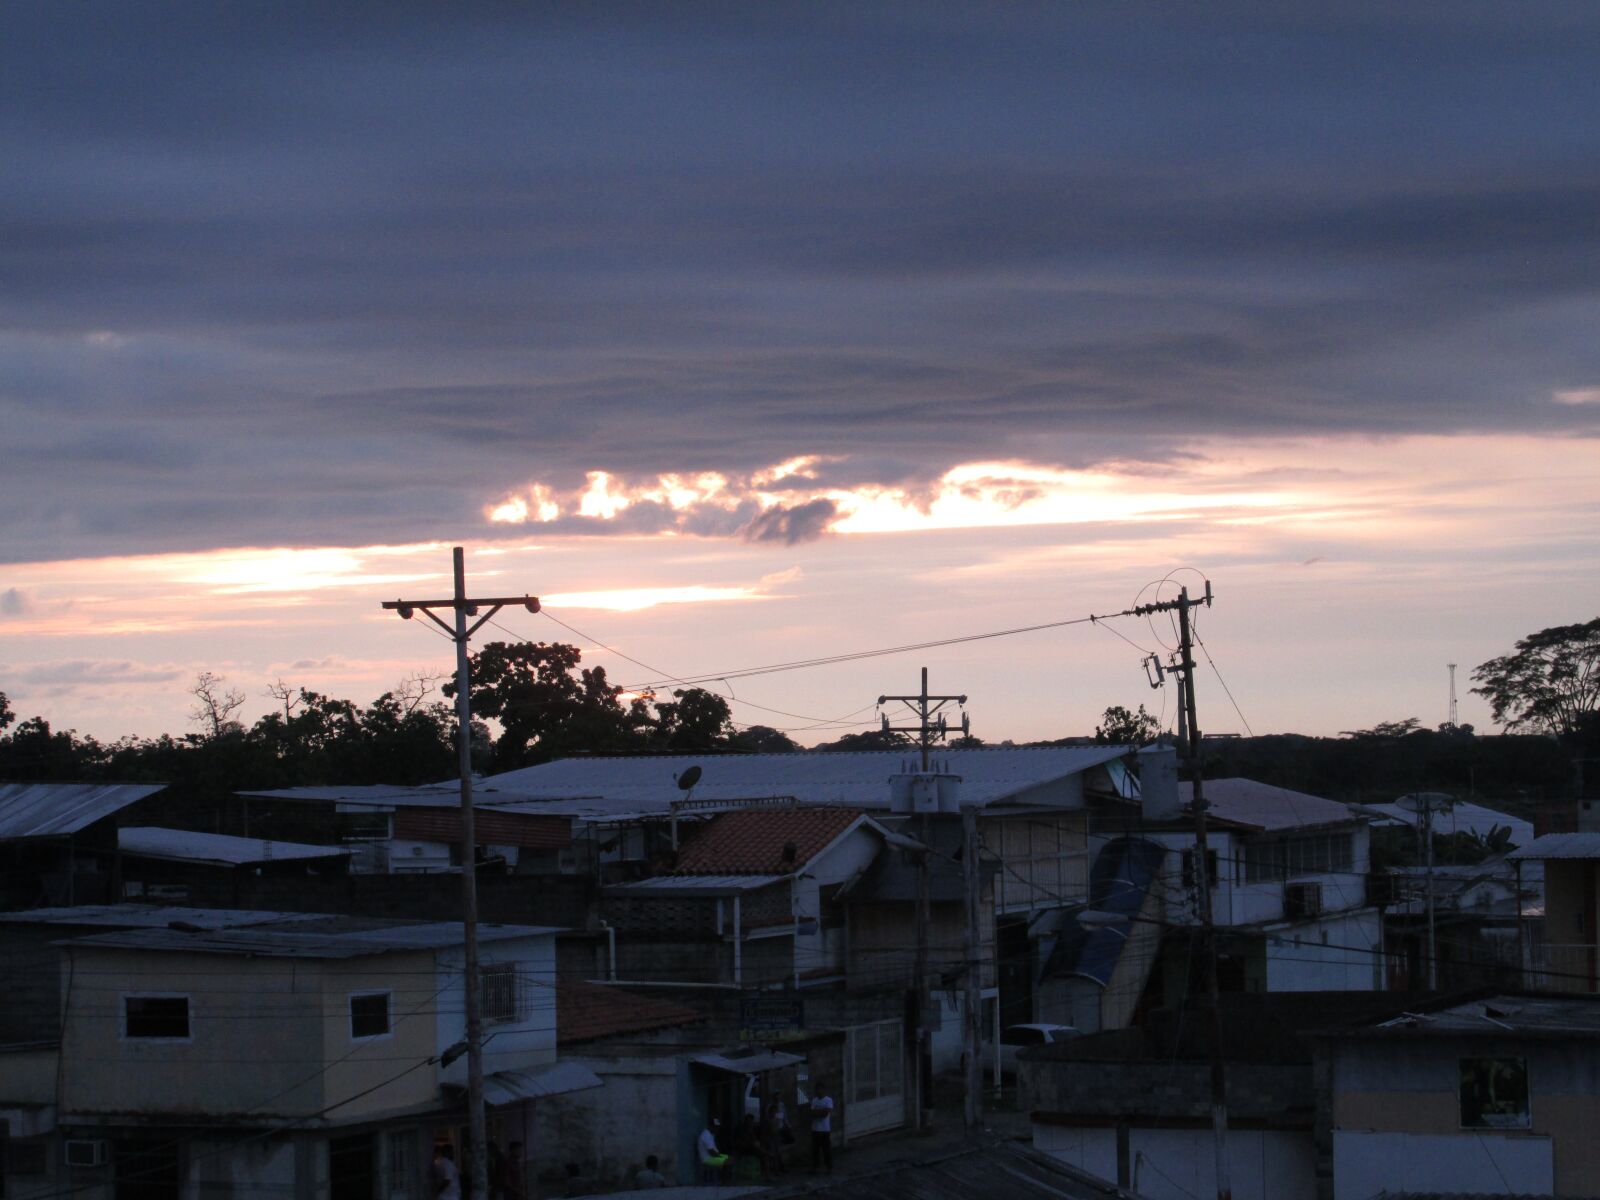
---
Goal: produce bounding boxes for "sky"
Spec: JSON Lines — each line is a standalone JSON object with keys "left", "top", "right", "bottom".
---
{"left": 2, "top": 2, "right": 1598, "bottom": 747}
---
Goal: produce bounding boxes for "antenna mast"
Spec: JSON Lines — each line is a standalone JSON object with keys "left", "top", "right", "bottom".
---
{"left": 1447, "top": 663, "right": 1459, "bottom": 729}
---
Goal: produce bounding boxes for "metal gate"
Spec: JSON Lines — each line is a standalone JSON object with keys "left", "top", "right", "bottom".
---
{"left": 843, "top": 1019, "right": 905, "bottom": 1140}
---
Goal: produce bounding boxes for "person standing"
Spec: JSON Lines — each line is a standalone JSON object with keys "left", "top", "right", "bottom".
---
{"left": 432, "top": 1144, "right": 462, "bottom": 1200}
{"left": 807, "top": 1082, "right": 835, "bottom": 1174}
{"left": 501, "top": 1141, "right": 527, "bottom": 1200}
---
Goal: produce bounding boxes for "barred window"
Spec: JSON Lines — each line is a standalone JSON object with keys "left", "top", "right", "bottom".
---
{"left": 481, "top": 963, "right": 522, "bottom": 1024}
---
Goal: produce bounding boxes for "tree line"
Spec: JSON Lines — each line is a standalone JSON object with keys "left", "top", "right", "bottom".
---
{"left": 1, "top": 617, "right": 1594, "bottom": 812}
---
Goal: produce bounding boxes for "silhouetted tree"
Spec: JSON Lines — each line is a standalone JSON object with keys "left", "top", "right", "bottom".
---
{"left": 728, "top": 724, "right": 801, "bottom": 754}
{"left": 1472, "top": 617, "right": 1600, "bottom": 742}
{"left": 189, "top": 671, "right": 245, "bottom": 739}
{"left": 651, "top": 688, "right": 735, "bottom": 750}
{"left": 1094, "top": 704, "right": 1161, "bottom": 746}
{"left": 450, "top": 641, "right": 651, "bottom": 769}
{"left": 814, "top": 728, "right": 911, "bottom": 752}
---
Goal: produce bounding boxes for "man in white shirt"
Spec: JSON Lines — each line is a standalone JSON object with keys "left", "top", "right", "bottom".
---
{"left": 432, "top": 1144, "right": 461, "bottom": 1200}
{"left": 808, "top": 1082, "right": 835, "bottom": 1174}
{"left": 697, "top": 1117, "right": 727, "bottom": 1185}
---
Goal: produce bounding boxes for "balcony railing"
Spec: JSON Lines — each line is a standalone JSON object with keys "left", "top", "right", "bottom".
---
{"left": 1528, "top": 942, "right": 1598, "bottom": 992}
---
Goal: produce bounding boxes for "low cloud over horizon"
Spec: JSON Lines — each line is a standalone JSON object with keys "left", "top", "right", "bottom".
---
{"left": 3, "top": 5, "right": 1599, "bottom": 565}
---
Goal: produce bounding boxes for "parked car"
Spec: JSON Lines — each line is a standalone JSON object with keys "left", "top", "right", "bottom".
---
{"left": 985, "top": 1023, "right": 1080, "bottom": 1076}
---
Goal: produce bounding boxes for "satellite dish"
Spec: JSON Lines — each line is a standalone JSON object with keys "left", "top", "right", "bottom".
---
{"left": 675, "top": 766, "right": 703, "bottom": 791}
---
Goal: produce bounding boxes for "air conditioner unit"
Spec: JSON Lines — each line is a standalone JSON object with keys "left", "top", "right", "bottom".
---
{"left": 1284, "top": 881, "right": 1323, "bottom": 919}
{"left": 64, "top": 1139, "right": 108, "bottom": 1168}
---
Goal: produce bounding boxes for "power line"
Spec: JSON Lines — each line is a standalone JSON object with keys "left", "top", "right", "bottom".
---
{"left": 619, "top": 607, "right": 1150, "bottom": 692}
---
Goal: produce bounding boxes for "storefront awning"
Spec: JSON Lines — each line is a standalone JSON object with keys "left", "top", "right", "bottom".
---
{"left": 691, "top": 1048, "right": 805, "bottom": 1075}
{"left": 475, "top": 1060, "right": 604, "bottom": 1106}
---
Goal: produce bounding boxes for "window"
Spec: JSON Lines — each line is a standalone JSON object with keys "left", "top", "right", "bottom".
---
{"left": 350, "top": 992, "right": 391, "bottom": 1040}
{"left": 123, "top": 995, "right": 190, "bottom": 1040}
{"left": 480, "top": 963, "right": 520, "bottom": 1024}
{"left": 1243, "top": 833, "right": 1353, "bottom": 883}
{"left": 1460, "top": 1057, "right": 1530, "bottom": 1129}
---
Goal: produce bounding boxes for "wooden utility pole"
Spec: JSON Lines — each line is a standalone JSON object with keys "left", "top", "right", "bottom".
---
{"left": 383, "top": 548, "right": 539, "bottom": 1195}
{"left": 1134, "top": 581, "right": 1230, "bottom": 1200}
{"left": 961, "top": 803, "right": 982, "bottom": 1132}
{"left": 878, "top": 667, "right": 970, "bottom": 1128}
{"left": 879, "top": 667, "right": 968, "bottom": 771}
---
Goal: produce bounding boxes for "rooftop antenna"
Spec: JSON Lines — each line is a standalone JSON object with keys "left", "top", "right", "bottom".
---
{"left": 1447, "top": 664, "right": 1459, "bottom": 729}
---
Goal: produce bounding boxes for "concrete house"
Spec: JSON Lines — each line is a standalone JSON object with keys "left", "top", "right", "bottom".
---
{"left": 1511, "top": 830, "right": 1600, "bottom": 991}
{"left": 1320, "top": 993, "right": 1600, "bottom": 1199}
{"left": 0, "top": 911, "right": 578, "bottom": 1200}
{"left": 1047, "top": 773, "right": 1383, "bottom": 1032}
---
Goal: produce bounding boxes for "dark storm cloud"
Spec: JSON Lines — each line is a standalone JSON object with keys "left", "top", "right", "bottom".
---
{"left": 3, "top": 1, "right": 1599, "bottom": 562}
{"left": 741, "top": 500, "right": 842, "bottom": 546}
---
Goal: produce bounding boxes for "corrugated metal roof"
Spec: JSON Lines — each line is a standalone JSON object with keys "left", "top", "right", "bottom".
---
{"left": 1355, "top": 994, "right": 1600, "bottom": 1038}
{"left": 478, "top": 1060, "right": 604, "bottom": 1105}
{"left": 58, "top": 919, "right": 562, "bottom": 959}
{"left": 118, "top": 826, "right": 349, "bottom": 866}
{"left": 1182, "top": 779, "right": 1357, "bottom": 833}
{"left": 692, "top": 1048, "right": 805, "bottom": 1074}
{"left": 1361, "top": 799, "right": 1534, "bottom": 848}
{"left": 1508, "top": 831, "right": 1600, "bottom": 860}
{"left": 1043, "top": 838, "right": 1167, "bottom": 987}
{"left": 0, "top": 782, "right": 166, "bottom": 840}
{"left": 605, "top": 874, "right": 789, "bottom": 895}
{"left": 0, "top": 905, "right": 327, "bottom": 929}
{"left": 246, "top": 746, "right": 1130, "bottom": 817}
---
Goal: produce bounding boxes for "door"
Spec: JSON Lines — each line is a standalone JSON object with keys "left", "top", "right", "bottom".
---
{"left": 843, "top": 1019, "right": 905, "bottom": 1139}
{"left": 329, "top": 1132, "right": 376, "bottom": 1200}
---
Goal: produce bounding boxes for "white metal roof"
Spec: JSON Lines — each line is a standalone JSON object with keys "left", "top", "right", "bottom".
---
{"left": 1181, "top": 779, "right": 1357, "bottom": 833}
{"left": 0, "top": 782, "right": 166, "bottom": 840}
{"left": 0, "top": 905, "right": 327, "bottom": 929}
{"left": 246, "top": 746, "right": 1130, "bottom": 817}
{"left": 118, "top": 826, "right": 350, "bottom": 866}
{"left": 60, "top": 919, "right": 564, "bottom": 959}
{"left": 1360, "top": 799, "right": 1535, "bottom": 849}
{"left": 1510, "top": 832, "right": 1600, "bottom": 861}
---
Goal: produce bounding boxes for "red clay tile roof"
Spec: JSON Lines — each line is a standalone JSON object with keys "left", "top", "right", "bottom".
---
{"left": 672, "top": 806, "right": 865, "bottom": 875}
{"left": 557, "top": 979, "right": 704, "bottom": 1045}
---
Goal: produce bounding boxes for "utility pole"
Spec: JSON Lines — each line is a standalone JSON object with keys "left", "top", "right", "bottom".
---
{"left": 1424, "top": 795, "right": 1438, "bottom": 990}
{"left": 961, "top": 803, "right": 982, "bottom": 1132}
{"left": 879, "top": 667, "right": 968, "bottom": 771}
{"left": 1133, "top": 581, "right": 1230, "bottom": 1200}
{"left": 1447, "top": 663, "right": 1459, "bottom": 730}
{"left": 879, "top": 668, "right": 968, "bottom": 1131}
{"left": 384, "top": 548, "right": 540, "bottom": 1196}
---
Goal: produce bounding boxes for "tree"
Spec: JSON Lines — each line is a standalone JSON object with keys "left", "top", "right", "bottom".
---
{"left": 0, "top": 690, "right": 13, "bottom": 733}
{"left": 1472, "top": 618, "right": 1600, "bottom": 742}
{"left": 1094, "top": 704, "right": 1162, "bottom": 746}
{"left": 449, "top": 641, "right": 650, "bottom": 769}
{"left": 651, "top": 688, "right": 735, "bottom": 750}
{"left": 728, "top": 724, "right": 801, "bottom": 754}
{"left": 1340, "top": 718, "right": 1423, "bottom": 740}
{"left": 189, "top": 671, "right": 246, "bottom": 739}
{"left": 814, "top": 728, "right": 911, "bottom": 752}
